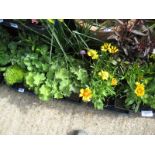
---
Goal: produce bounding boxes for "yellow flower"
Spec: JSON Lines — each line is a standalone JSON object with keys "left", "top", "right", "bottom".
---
{"left": 87, "top": 49, "right": 99, "bottom": 60}
{"left": 79, "top": 88, "right": 92, "bottom": 102}
{"left": 111, "top": 78, "right": 118, "bottom": 86}
{"left": 135, "top": 82, "right": 145, "bottom": 97}
{"left": 101, "top": 43, "right": 111, "bottom": 52}
{"left": 108, "top": 45, "right": 119, "bottom": 54}
{"left": 98, "top": 70, "right": 109, "bottom": 80}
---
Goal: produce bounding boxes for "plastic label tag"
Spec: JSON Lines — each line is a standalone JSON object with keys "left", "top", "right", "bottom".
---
{"left": 103, "top": 28, "right": 112, "bottom": 32}
{"left": 141, "top": 111, "right": 154, "bottom": 117}
{"left": 18, "top": 88, "right": 25, "bottom": 93}
{"left": 0, "top": 19, "right": 3, "bottom": 23}
{"left": 10, "top": 23, "right": 18, "bottom": 29}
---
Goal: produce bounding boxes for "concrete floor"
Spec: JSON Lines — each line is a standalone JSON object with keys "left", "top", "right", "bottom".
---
{"left": 0, "top": 84, "right": 155, "bottom": 135}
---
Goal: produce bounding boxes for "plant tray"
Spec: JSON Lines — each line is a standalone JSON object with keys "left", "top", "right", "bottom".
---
{"left": 9, "top": 83, "right": 155, "bottom": 118}
{"left": 0, "top": 73, "right": 3, "bottom": 83}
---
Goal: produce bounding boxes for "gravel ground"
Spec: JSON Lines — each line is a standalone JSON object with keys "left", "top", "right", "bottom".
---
{"left": 0, "top": 84, "right": 155, "bottom": 135}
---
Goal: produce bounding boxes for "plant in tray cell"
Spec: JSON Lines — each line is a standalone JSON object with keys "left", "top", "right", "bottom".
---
{"left": 124, "top": 62, "right": 155, "bottom": 112}
{"left": 0, "top": 26, "right": 13, "bottom": 72}
{"left": 107, "top": 20, "right": 155, "bottom": 61}
{"left": 77, "top": 20, "right": 155, "bottom": 61}
{"left": 0, "top": 26, "right": 15, "bottom": 83}
{"left": 0, "top": 26, "right": 11, "bottom": 43}
{"left": 22, "top": 45, "right": 50, "bottom": 73}
{"left": 23, "top": 50, "right": 89, "bottom": 101}
{"left": 38, "top": 84, "right": 52, "bottom": 101}
{"left": 0, "top": 42, "right": 10, "bottom": 67}
{"left": 0, "top": 50, "right": 10, "bottom": 74}
{"left": 4, "top": 65, "right": 25, "bottom": 86}
{"left": 45, "top": 55, "right": 89, "bottom": 100}
{"left": 25, "top": 72, "right": 46, "bottom": 88}
{"left": 79, "top": 43, "right": 121, "bottom": 110}
{"left": 17, "top": 19, "right": 98, "bottom": 58}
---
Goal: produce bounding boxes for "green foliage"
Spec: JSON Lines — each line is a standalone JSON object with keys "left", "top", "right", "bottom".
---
{"left": 38, "top": 84, "right": 52, "bottom": 101}
{"left": 45, "top": 56, "right": 89, "bottom": 100}
{"left": 0, "top": 26, "right": 11, "bottom": 42}
{"left": 24, "top": 72, "right": 34, "bottom": 88}
{"left": 90, "top": 72, "right": 116, "bottom": 110}
{"left": 4, "top": 65, "right": 25, "bottom": 85}
{"left": 25, "top": 72, "right": 50, "bottom": 101}
{"left": 0, "top": 27, "right": 11, "bottom": 67}
{"left": 23, "top": 50, "right": 89, "bottom": 101}
{"left": 91, "top": 79, "right": 115, "bottom": 110}
{"left": 8, "top": 41, "right": 29, "bottom": 68}
{"left": 25, "top": 72, "right": 46, "bottom": 88}
{"left": 86, "top": 51, "right": 118, "bottom": 110}
{"left": 0, "top": 51, "right": 10, "bottom": 66}
{"left": 33, "top": 73, "right": 46, "bottom": 86}
{"left": 123, "top": 62, "right": 155, "bottom": 112}
{"left": 18, "top": 19, "right": 98, "bottom": 58}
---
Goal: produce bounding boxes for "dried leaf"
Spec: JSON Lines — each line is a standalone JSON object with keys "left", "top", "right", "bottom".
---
{"left": 131, "top": 30, "right": 148, "bottom": 36}
{"left": 122, "top": 47, "right": 128, "bottom": 56}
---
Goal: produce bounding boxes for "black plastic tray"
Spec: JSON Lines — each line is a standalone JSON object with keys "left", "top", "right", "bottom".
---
{"left": 0, "top": 73, "right": 4, "bottom": 83}
{"left": 10, "top": 83, "right": 155, "bottom": 117}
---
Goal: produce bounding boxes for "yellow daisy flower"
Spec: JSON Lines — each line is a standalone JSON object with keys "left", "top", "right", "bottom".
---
{"left": 87, "top": 49, "right": 99, "bottom": 60}
{"left": 101, "top": 43, "right": 111, "bottom": 52}
{"left": 98, "top": 70, "right": 109, "bottom": 80}
{"left": 79, "top": 88, "right": 92, "bottom": 102}
{"left": 108, "top": 45, "right": 119, "bottom": 54}
{"left": 135, "top": 82, "right": 145, "bottom": 97}
{"left": 111, "top": 78, "right": 118, "bottom": 86}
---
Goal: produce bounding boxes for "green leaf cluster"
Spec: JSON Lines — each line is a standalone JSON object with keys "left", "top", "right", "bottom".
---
{"left": 22, "top": 49, "right": 89, "bottom": 101}
{"left": 4, "top": 65, "right": 25, "bottom": 85}
{"left": 124, "top": 62, "right": 155, "bottom": 112}
{"left": 0, "top": 26, "right": 12, "bottom": 67}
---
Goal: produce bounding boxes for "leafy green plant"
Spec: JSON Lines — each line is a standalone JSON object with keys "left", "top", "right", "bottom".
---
{"left": 23, "top": 53, "right": 49, "bottom": 72}
{"left": 38, "top": 84, "right": 52, "bottom": 101}
{"left": 0, "top": 51, "right": 10, "bottom": 67}
{"left": 17, "top": 19, "right": 100, "bottom": 60}
{"left": 4, "top": 65, "right": 25, "bottom": 85}
{"left": 0, "top": 27, "right": 11, "bottom": 68}
{"left": 90, "top": 53, "right": 118, "bottom": 109}
{"left": 25, "top": 72, "right": 46, "bottom": 89}
{"left": 44, "top": 56, "right": 88, "bottom": 100}
{"left": 124, "top": 62, "right": 155, "bottom": 112}
{"left": 79, "top": 45, "right": 121, "bottom": 110}
{"left": 0, "top": 26, "right": 11, "bottom": 43}
{"left": 0, "top": 42, "right": 10, "bottom": 67}
{"left": 22, "top": 48, "right": 89, "bottom": 101}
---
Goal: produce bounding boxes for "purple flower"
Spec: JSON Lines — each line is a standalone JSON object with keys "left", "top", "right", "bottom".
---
{"left": 80, "top": 50, "right": 86, "bottom": 55}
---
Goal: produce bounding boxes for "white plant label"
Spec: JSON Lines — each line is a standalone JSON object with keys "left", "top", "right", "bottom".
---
{"left": 103, "top": 28, "right": 112, "bottom": 32}
{"left": 10, "top": 23, "right": 18, "bottom": 29}
{"left": 141, "top": 111, "right": 154, "bottom": 117}
{"left": 18, "top": 88, "right": 25, "bottom": 93}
